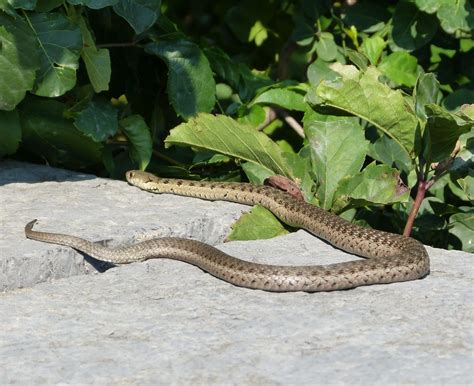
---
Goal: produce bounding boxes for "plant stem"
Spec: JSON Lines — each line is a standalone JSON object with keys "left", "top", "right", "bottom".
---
{"left": 403, "top": 179, "right": 429, "bottom": 237}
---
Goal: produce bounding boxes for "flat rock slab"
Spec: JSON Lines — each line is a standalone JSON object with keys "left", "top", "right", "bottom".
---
{"left": 0, "top": 161, "right": 472, "bottom": 384}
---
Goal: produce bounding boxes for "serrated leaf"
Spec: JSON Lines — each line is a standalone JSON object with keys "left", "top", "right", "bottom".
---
{"left": 73, "top": 99, "right": 118, "bottom": 142}
{"left": 120, "top": 114, "right": 152, "bottom": 170}
{"left": 308, "top": 65, "right": 418, "bottom": 156}
{"left": 113, "top": 0, "right": 161, "bottom": 34}
{"left": 250, "top": 88, "right": 306, "bottom": 111}
{"left": 165, "top": 113, "right": 297, "bottom": 178}
{"left": 0, "top": 14, "right": 39, "bottom": 110}
{"left": 333, "top": 163, "right": 409, "bottom": 212}
{"left": 425, "top": 104, "right": 473, "bottom": 162}
{"left": 305, "top": 116, "right": 368, "bottom": 209}
{"left": 19, "top": 98, "right": 102, "bottom": 168}
{"left": 0, "top": 110, "right": 21, "bottom": 156}
{"left": 28, "top": 12, "right": 82, "bottom": 97}
{"left": 392, "top": 1, "right": 438, "bottom": 51}
{"left": 227, "top": 205, "right": 289, "bottom": 241}
{"left": 437, "top": 0, "right": 474, "bottom": 34}
{"left": 415, "top": 0, "right": 442, "bottom": 14}
{"left": 145, "top": 40, "right": 216, "bottom": 119}
{"left": 378, "top": 51, "right": 419, "bottom": 87}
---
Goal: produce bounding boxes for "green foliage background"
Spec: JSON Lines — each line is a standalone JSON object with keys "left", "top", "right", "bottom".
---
{"left": 1, "top": 0, "right": 473, "bottom": 251}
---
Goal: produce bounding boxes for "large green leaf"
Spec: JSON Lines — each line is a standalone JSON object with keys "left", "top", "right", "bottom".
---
{"left": 378, "top": 51, "right": 419, "bottom": 87}
{"left": 73, "top": 99, "right": 118, "bottom": 142}
{"left": 19, "top": 98, "right": 102, "bottom": 167}
{"left": 307, "top": 65, "right": 418, "bottom": 156}
{"left": 120, "top": 114, "right": 152, "bottom": 170}
{"left": 437, "top": 0, "right": 474, "bottom": 34}
{"left": 425, "top": 104, "right": 473, "bottom": 162}
{"left": 368, "top": 134, "right": 413, "bottom": 173}
{"left": 28, "top": 12, "right": 82, "bottom": 97}
{"left": 333, "top": 163, "right": 410, "bottom": 212}
{"left": 113, "top": 0, "right": 161, "bottom": 34}
{"left": 305, "top": 116, "right": 368, "bottom": 210}
{"left": 227, "top": 206, "right": 289, "bottom": 241}
{"left": 0, "top": 110, "right": 21, "bottom": 156}
{"left": 0, "top": 14, "right": 39, "bottom": 110}
{"left": 392, "top": 1, "right": 438, "bottom": 51}
{"left": 165, "top": 114, "right": 297, "bottom": 178}
{"left": 145, "top": 40, "right": 216, "bottom": 119}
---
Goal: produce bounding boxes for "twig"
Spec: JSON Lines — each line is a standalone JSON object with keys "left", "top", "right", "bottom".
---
{"left": 276, "top": 108, "right": 305, "bottom": 138}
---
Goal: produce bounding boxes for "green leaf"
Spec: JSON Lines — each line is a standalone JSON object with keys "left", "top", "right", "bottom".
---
{"left": 227, "top": 205, "right": 289, "bottom": 241}
{"left": 145, "top": 40, "right": 216, "bottom": 119}
{"left": 392, "top": 1, "right": 438, "bottom": 51}
{"left": 0, "top": 14, "right": 39, "bottom": 110}
{"left": 448, "top": 211, "right": 474, "bottom": 252}
{"left": 8, "top": 0, "right": 36, "bottom": 9}
{"left": 73, "top": 99, "right": 118, "bottom": 142}
{"left": 360, "top": 35, "right": 385, "bottom": 65}
{"left": 241, "top": 161, "right": 274, "bottom": 184}
{"left": 455, "top": 169, "right": 474, "bottom": 203}
{"left": 308, "top": 65, "right": 418, "bottom": 156}
{"left": 368, "top": 134, "right": 413, "bottom": 173}
{"left": 305, "top": 116, "right": 368, "bottom": 209}
{"left": 67, "top": 0, "right": 118, "bottom": 9}
{"left": 333, "top": 163, "right": 410, "bottom": 212}
{"left": 78, "top": 16, "right": 111, "bottom": 92}
{"left": 248, "top": 20, "right": 268, "bottom": 47}
{"left": 28, "top": 12, "right": 82, "bottom": 97}
{"left": 306, "top": 58, "right": 338, "bottom": 86}
{"left": 437, "top": 0, "right": 474, "bottom": 34}
{"left": 443, "top": 89, "right": 474, "bottom": 112}
{"left": 413, "top": 73, "right": 442, "bottom": 119}
{"left": 0, "top": 110, "right": 21, "bottom": 156}
{"left": 415, "top": 0, "right": 442, "bottom": 14}
{"left": 165, "top": 113, "right": 297, "bottom": 179}
{"left": 19, "top": 98, "right": 102, "bottom": 168}
{"left": 314, "top": 32, "right": 337, "bottom": 62}
{"left": 378, "top": 51, "right": 419, "bottom": 87}
{"left": 346, "top": 49, "right": 369, "bottom": 70}
{"left": 113, "top": 0, "right": 161, "bottom": 34}
{"left": 120, "top": 114, "right": 152, "bottom": 170}
{"left": 425, "top": 104, "right": 473, "bottom": 162}
{"left": 250, "top": 88, "right": 306, "bottom": 111}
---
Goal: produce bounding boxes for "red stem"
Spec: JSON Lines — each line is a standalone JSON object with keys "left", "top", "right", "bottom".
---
{"left": 403, "top": 179, "right": 430, "bottom": 237}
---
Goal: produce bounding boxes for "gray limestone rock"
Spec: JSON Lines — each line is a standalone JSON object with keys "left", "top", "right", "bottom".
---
{"left": 0, "top": 160, "right": 472, "bottom": 384}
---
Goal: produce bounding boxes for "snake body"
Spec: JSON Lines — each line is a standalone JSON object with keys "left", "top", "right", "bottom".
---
{"left": 25, "top": 170, "right": 430, "bottom": 292}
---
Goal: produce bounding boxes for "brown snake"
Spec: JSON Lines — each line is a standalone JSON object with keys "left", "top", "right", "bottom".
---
{"left": 25, "top": 170, "right": 430, "bottom": 292}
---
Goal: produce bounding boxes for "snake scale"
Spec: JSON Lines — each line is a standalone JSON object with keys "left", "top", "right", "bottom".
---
{"left": 25, "top": 170, "right": 430, "bottom": 292}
